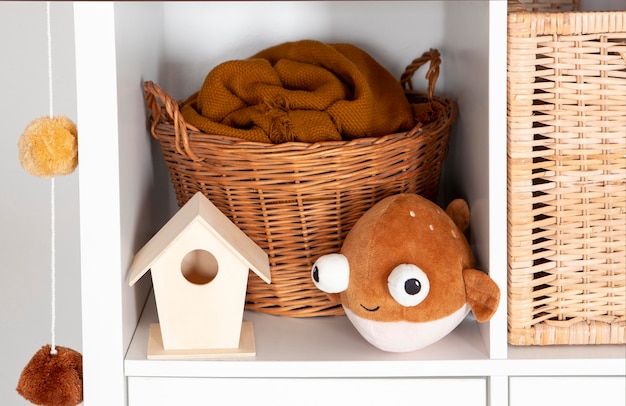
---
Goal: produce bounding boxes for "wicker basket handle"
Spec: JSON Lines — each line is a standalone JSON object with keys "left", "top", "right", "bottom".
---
{"left": 143, "top": 80, "right": 203, "bottom": 162}
{"left": 400, "top": 48, "right": 441, "bottom": 101}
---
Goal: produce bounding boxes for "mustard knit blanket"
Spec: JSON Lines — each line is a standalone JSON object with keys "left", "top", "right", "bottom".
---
{"left": 181, "top": 40, "right": 415, "bottom": 143}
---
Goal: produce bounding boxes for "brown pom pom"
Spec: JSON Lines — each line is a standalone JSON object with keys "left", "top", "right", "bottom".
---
{"left": 18, "top": 116, "right": 78, "bottom": 178}
{"left": 16, "top": 345, "right": 83, "bottom": 406}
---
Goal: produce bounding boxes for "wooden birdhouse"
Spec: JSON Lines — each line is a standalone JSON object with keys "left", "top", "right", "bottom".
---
{"left": 128, "top": 191, "right": 271, "bottom": 359}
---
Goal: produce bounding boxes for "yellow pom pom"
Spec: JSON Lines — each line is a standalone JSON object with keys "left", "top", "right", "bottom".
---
{"left": 18, "top": 116, "right": 78, "bottom": 177}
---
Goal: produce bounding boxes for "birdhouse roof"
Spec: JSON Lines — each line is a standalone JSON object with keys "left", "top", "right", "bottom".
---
{"left": 128, "top": 192, "right": 271, "bottom": 286}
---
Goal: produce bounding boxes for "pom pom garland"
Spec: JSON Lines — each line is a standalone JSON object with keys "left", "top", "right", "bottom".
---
{"left": 16, "top": 345, "right": 83, "bottom": 406}
{"left": 16, "top": 3, "right": 83, "bottom": 405}
{"left": 18, "top": 115, "right": 78, "bottom": 178}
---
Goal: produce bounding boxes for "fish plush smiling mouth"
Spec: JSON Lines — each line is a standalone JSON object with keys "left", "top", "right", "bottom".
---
{"left": 311, "top": 193, "right": 500, "bottom": 352}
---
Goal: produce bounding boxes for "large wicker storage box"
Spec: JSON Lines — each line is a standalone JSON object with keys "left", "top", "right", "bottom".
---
{"left": 507, "top": 0, "right": 626, "bottom": 345}
{"left": 145, "top": 49, "right": 456, "bottom": 317}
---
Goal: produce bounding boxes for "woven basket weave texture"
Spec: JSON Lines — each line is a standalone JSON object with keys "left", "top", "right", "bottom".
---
{"left": 507, "top": 0, "right": 626, "bottom": 345}
{"left": 145, "top": 49, "right": 456, "bottom": 317}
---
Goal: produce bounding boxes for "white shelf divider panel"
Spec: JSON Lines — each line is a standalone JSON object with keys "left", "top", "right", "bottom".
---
{"left": 128, "top": 377, "right": 488, "bottom": 406}
{"left": 126, "top": 291, "right": 492, "bottom": 379}
{"left": 510, "top": 377, "right": 626, "bottom": 406}
{"left": 486, "top": 0, "right": 510, "bottom": 361}
{"left": 126, "top": 292, "right": 626, "bottom": 379}
{"left": 75, "top": 4, "right": 126, "bottom": 405}
{"left": 75, "top": 2, "right": 169, "bottom": 405}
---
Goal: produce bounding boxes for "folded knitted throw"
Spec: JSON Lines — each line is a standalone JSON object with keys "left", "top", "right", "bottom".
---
{"left": 181, "top": 40, "right": 415, "bottom": 143}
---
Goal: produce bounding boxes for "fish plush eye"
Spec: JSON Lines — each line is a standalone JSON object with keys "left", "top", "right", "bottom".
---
{"left": 387, "top": 264, "right": 430, "bottom": 307}
{"left": 311, "top": 253, "right": 350, "bottom": 293}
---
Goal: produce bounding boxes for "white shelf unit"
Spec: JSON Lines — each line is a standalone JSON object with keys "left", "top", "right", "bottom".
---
{"left": 74, "top": 2, "right": 625, "bottom": 405}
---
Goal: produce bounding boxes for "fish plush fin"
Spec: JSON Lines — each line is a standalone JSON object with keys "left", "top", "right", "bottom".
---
{"left": 462, "top": 268, "right": 500, "bottom": 322}
{"left": 445, "top": 199, "right": 470, "bottom": 233}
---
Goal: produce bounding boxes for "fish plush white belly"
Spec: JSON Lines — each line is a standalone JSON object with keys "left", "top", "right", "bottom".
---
{"left": 344, "top": 304, "right": 470, "bottom": 352}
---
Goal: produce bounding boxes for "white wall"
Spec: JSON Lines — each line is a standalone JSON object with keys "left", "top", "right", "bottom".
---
{"left": 0, "top": 2, "right": 82, "bottom": 404}
{"left": 162, "top": 1, "right": 446, "bottom": 99}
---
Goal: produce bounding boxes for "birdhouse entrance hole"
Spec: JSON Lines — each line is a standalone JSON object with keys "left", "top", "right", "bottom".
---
{"left": 181, "top": 249, "right": 219, "bottom": 285}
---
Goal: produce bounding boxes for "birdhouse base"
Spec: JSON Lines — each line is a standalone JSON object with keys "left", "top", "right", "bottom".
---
{"left": 146, "top": 322, "right": 256, "bottom": 360}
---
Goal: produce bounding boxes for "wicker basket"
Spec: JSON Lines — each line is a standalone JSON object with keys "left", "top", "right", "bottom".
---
{"left": 507, "top": 0, "right": 626, "bottom": 345}
{"left": 144, "top": 49, "right": 456, "bottom": 317}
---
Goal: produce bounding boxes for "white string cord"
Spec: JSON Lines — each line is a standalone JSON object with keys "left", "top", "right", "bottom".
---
{"left": 50, "top": 179, "right": 57, "bottom": 356}
{"left": 47, "top": 1, "right": 53, "bottom": 119}
{"left": 46, "top": 1, "right": 57, "bottom": 356}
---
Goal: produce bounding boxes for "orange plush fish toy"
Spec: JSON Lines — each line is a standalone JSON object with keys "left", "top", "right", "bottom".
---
{"left": 312, "top": 193, "right": 500, "bottom": 352}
